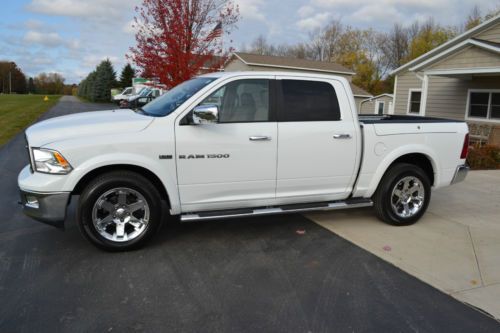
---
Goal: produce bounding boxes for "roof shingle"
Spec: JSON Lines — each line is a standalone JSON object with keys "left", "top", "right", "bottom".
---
{"left": 234, "top": 52, "right": 355, "bottom": 75}
{"left": 349, "top": 83, "right": 372, "bottom": 97}
{"left": 230, "top": 52, "right": 371, "bottom": 97}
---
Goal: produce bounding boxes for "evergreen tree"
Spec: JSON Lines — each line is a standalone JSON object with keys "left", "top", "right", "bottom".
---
{"left": 28, "top": 77, "right": 35, "bottom": 94}
{"left": 94, "top": 59, "right": 116, "bottom": 102}
{"left": 78, "top": 77, "right": 88, "bottom": 99}
{"left": 119, "top": 63, "right": 135, "bottom": 88}
{"left": 87, "top": 71, "right": 98, "bottom": 101}
{"left": 77, "top": 59, "right": 117, "bottom": 101}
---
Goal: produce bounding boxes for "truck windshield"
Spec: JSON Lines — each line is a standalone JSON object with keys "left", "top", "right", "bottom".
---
{"left": 139, "top": 88, "right": 151, "bottom": 97}
{"left": 142, "top": 77, "right": 216, "bottom": 117}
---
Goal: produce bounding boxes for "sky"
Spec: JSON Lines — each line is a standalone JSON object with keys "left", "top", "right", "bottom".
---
{"left": 0, "top": 0, "right": 499, "bottom": 84}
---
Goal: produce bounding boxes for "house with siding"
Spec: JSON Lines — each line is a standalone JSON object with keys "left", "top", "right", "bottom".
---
{"left": 359, "top": 94, "right": 394, "bottom": 114}
{"left": 391, "top": 15, "right": 500, "bottom": 144}
{"left": 224, "top": 52, "right": 373, "bottom": 109}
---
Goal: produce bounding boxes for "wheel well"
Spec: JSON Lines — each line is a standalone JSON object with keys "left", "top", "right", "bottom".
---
{"left": 389, "top": 153, "right": 435, "bottom": 186}
{"left": 72, "top": 165, "right": 171, "bottom": 207}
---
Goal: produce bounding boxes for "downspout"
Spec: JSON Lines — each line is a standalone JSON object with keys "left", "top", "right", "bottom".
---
{"left": 415, "top": 71, "right": 428, "bottom": 116}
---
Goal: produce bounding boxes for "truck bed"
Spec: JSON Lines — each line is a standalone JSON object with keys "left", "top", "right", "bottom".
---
{"left": 358, "top": 114, "right": 464, "bottom": 124}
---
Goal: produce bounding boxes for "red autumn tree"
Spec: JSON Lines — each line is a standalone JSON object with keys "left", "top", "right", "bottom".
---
{"left": 129, "top": 0, "right": 239, "bottom": 88}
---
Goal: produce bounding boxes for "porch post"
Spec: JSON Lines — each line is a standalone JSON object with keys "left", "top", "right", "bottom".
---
{"left": 420, "top": 73, "right": 429, "bottom": 116}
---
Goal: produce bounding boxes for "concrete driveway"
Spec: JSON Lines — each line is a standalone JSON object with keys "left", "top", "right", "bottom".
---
{"left": 308, "top": 170, "right": 500, "bottom": 319}
{"left": 0, "top": 96, "right": 499, "bottom": 331}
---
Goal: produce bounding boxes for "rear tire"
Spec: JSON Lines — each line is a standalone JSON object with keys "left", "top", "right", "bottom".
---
{"left": 77, "top": 171, "right": 162, "bottom": 251}
{"left": 373, "top": 163, "right": 431, "bottom": 226}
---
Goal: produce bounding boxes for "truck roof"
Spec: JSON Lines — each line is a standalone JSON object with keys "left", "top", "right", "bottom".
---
{"left": 198, "top": 71, "right": 351, "bottom": 82}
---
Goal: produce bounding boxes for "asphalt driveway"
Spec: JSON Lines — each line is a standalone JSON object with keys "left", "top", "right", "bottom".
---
{"left": 0, "top": 96, "right": 498, "bottom": 332}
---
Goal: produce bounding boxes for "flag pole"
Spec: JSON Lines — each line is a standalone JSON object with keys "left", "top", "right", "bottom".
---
{"left": 220, "top": 22, "right": 224, "bottom": 71}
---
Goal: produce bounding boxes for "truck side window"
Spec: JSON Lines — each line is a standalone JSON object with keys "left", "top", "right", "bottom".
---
{"left": 280, "top": 80, "right": 340, "bottom": 121}
{"left": 199, "top": 79, "right": 270, "bottom": 123}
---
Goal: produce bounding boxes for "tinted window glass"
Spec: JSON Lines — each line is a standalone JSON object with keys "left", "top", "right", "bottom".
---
{"left": 470, "top": 92, "right": 489, "bottom": 105}
{"left": 491, "top": 93, "right": 500, "bottom": 119}
{"left": 469, "top": 104, "right": 488, "bottom": 118}
{"left": 409, "top": 91, "right": 421, "bottom": 113}
{"left": 199, "top": 79, "right": 270, "bottom": 123}
{"left": 280, "top": 80, "right": 340, "bottom": 121}
{"left": 469, "top": 92, "right": 490, "bottom": 118}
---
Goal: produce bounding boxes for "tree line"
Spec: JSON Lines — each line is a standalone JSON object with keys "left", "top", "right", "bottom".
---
{"left": 241, "top": 5, "right": 500, "bottom": 95}
{"left": 0, "top": 59, "right": 134, "bottom": 100}
{"left": 77, "top": 61, "right": 135, "bottom": 102}
{"left": 0, "top": 61, "right": 72, "bottom": 95}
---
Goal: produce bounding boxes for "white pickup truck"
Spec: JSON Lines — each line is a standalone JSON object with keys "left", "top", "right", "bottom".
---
{"left": 19, "top": 72, "right": 469, "bottom": 250}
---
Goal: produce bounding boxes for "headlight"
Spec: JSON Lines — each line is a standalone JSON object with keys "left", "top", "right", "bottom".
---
{"left": 32, "top": 148, "right": 73, "bottom": 174}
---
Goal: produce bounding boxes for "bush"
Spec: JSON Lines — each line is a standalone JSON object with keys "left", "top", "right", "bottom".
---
{"left": 467, "top": 144, "right": 500, "bottom": 170}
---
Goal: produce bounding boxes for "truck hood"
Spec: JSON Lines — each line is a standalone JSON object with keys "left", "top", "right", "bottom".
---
{"left": 26, "top": 109, "right": 154, "bottom": 147}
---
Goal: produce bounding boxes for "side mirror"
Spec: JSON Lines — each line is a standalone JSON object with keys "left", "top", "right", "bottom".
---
{"left": 192, "top": 105, "right": 219, "bottom": 125}
{"left": 135, "top": 97, "right": 149, "bottom": 106}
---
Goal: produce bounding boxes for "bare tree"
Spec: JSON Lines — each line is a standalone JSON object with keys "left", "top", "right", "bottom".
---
{"left": 323, "top": 20, "right": 344, "bottom": 61}
{"left": 381, "top": 23, "right": 410, "bottom": 70}
{"left": 307, "top": 27, "right": 327, "bottom": 61}
{"left": 250, "top": 35, "right": 270, "bottom": 55}
{"left": 484, "top": 5, "right": 500, "bottom": 20}
{"left": 465, "top": 5, "right": 482, "bottom": 30}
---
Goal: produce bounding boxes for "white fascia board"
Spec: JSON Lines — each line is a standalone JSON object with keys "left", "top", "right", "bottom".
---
{"left": 425, "top": 67, "right": 500, "bottom": 76}
{"left": 410, "top": 39, "right": 500, "bottom": 72}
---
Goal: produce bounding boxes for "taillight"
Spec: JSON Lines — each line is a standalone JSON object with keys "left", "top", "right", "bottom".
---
{"left": 460, "top": 133, "right": 469, "bottom": 159}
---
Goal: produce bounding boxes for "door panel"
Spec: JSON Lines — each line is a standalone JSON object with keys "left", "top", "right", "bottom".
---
{"left": 176, "top": 78, "right": 277, "bottom": 212}
{"left": 276, "top": 77, "right": 358, "bottom": 203}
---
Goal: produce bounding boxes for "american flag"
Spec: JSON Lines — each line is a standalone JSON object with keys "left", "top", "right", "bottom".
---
{"left": 208, "top": 22, "right": 222, "bottom": 39}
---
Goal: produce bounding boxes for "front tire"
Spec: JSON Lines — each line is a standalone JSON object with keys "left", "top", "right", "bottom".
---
{"left": 373, "top": 163, "right": 431, "bottom": 226}
{"left": 77, "top": 171, "right": 162, "bottom": 251}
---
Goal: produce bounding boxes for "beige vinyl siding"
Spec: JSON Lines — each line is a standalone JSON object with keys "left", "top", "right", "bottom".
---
{"left": 428, "top": 46, "right": 500, "bottom": 70}
{"left": 425, "top": 76, "right": 500, "bottom": 119}
{"left": 224, "top": 59, "right": 252, "bottom": 71}
{"left": 354, "top": 96, "right": 366, "bottom": 113}
{"left": 393, "top": 71, "right": 422, "bottom": 114}
{"left": 224, "top": 59, "right": 353, "bottom": 81}
{"left": 475, "top": 23, "right": 500, "bottom": 43}
{"left": 359, "top": 95, "right": 393, "bottom": 114}
{"left": 359, "top": 100, "right": 375, "bottom": 113}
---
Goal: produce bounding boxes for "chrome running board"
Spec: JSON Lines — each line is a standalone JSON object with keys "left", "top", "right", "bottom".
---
{"left": 180, "top": 198, "right": 373, "bottom": 222}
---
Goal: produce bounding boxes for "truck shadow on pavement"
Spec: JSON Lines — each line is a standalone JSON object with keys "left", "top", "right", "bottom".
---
{"left": 1, "top": 202, "right": 499, "bottom": 332}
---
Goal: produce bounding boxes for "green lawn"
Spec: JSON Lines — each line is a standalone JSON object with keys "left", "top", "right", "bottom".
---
{"left": 0, "top": 94, "right": 61, "bottom": 146}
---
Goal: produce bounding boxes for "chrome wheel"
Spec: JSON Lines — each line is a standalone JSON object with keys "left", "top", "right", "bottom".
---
{"left": 390, "top": 176, "right": 425, "bottom": 218}
{"left": 91, "top": 187, "right": 150, "bottom": 242}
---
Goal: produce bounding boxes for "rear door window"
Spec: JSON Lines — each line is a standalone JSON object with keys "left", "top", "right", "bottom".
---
{"left": 278, "top": 80, "right": 341, "bottom": 121}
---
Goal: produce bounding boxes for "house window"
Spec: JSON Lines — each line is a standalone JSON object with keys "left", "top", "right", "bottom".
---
{"left": 491, "top": 93, "right": 500, "bottom": 119}
{"left": 408, "top": 90, "right": 422, "bottom": 114}
{"left": 468, "top": 91, "right": 500, "bottom": 121}
{"left": 377, "top": 101, "right": 385, "bottom": 115}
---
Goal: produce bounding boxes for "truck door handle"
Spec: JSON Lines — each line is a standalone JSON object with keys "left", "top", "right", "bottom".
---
{"left": 249, "top": 136, "right": 271, "bottom": 141}
{"left": 333, "top": 134, "right": 352, "bottom": 139}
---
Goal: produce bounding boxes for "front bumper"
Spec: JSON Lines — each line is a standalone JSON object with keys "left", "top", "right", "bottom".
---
{"left": 19, "top": 190, "right": 70, "bottom": 228}
{"left": 451, "top": 164, "right": 469, "bottom": 185}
